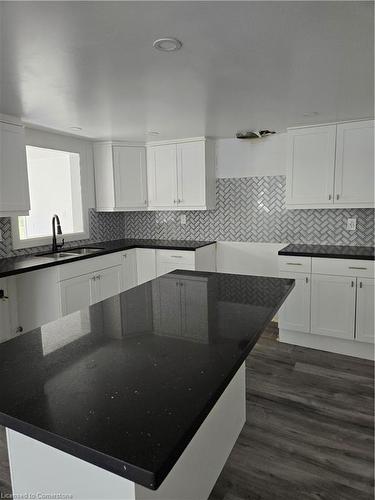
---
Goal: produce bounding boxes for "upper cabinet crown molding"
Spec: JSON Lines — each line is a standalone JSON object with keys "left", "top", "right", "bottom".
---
{"left": 0, "top": 121, "right": 31, "bottom": 217}
{"left": 286, "top": 119, "right": 374, "bottom": 209}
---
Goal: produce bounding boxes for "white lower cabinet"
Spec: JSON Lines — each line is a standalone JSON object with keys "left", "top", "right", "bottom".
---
{"left": 311, "top": 274, "right": 356, "bottom": 340}
{"left": 355, "top": 278, "right": 374, "bottom": 343}
{"left": 136, "top": 248, "right": 156, "bottom": 285}
{"left": 121, "top": 249, "right": 138, "bottom": 291}
{"left": 279, "top": 256, "right": 374, "bottom": 358}
{"left": 59, "top": 265, "right": 122, "bottom": 316}
{"left": 278, "top": 272, "right": 310, "bottom": 333}
{"left": 59, "top": 274, "right": 93, "bottom": 316}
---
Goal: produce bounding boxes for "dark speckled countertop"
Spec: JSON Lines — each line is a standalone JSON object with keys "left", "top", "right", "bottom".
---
{"left": 0, "top": 270, "right": 294, "bottom": 490}
{"left": 279, "top": 244, "right": 374, "bottom": 260}
{"left": 0, "top": 239, "right": 216, "bottom": 278}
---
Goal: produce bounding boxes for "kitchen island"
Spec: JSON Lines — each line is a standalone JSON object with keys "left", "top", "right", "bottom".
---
{"left": 0, "top": 270, "right": 294, "bottom": 500}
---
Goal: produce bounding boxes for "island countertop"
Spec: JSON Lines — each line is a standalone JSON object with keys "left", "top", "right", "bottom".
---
{"left": 0, "top": 270, "right": 294, "bottom": 490}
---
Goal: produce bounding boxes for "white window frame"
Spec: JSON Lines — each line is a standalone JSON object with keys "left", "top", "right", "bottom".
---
{"left": 11, "top": 132, "right": 92, "bottom": 250}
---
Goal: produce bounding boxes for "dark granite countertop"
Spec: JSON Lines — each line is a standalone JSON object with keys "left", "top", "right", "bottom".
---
{"left": 0, "top": 239, "right": 216, "bottom": 278}
{"left": 0, "top": 270, "right": 294, "bottom": 490}
{"left": 279, "top": 244, "right": 375, "bottom": 260}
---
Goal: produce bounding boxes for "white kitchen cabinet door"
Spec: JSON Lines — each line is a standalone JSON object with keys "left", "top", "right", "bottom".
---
{"left": 356, "top": 278, "right": 374, "bottom": 343}
{"left": 136, "top": 248, "right": 156, "bottom": 285}
{"left": 311, "top": 274, "right": 356, "bottom": 340}
{"left": 0, "top": 122, "right": 30, "bottom": 216}
{"left": 95, "top": 265, "right": 122, "bottom": 303}
{"left": 121, "top": 249, "right": 138, "bottom": 291}
{"left": 334, "top": 120, "right": 374, "bottom": 207}
{"left": 147, "top": 144, "right": 178, "bottom": 208}
{"left": 59, "top": 274, "right": 94, "bottom": 316}
{"left": 177, "top": 141, "right": 206, "bottom": 208}
{"left": 113, "top": 146, "right": 147, "bottom": 209}
{"left": 278, "top": 272, "right": 311, "bottom": 333}
{"left": 286, "top": 125, "right": 336, "bottom": 207}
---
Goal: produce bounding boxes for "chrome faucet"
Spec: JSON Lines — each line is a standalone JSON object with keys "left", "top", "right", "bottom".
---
{"left": 52, "top": 214, "right": 64, "bottom": 253}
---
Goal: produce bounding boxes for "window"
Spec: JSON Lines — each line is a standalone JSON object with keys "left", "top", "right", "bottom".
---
{"left": 12, "top": 145, "right": 88, "bottom": 249}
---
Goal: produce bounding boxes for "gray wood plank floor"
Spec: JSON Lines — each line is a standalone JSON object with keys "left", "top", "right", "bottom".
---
{"left": 0, "top": 324, "right": 373, "bottom": 499}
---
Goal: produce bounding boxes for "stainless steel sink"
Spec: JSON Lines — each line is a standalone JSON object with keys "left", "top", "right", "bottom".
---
{"left": 35, "top": 247, "right": 104, "bottom": 260}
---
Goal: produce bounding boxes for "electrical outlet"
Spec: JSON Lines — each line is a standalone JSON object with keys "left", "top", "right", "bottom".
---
{"left": 180, "top": 214, "right": 186, "bottom": 225}
{"left": 346, "top": 218, "right": 357, "bottom": 231}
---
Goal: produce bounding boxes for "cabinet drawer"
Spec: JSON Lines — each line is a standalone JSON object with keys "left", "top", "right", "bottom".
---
{"left": 58, "top": 252, "right": 123, "bottom": 281}
{"left": 156, "top": 250, "right": 195, "bottom": 266}
{"left": 278, "top": 256, "right": 311, "bottom": 273}
{"left": 312, "top": 258, "right": 374, "bottom": 278}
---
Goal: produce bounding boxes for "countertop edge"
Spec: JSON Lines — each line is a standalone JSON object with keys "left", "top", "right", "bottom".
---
{"left": 0, "top": 240, "right": 216, "bottom": 279}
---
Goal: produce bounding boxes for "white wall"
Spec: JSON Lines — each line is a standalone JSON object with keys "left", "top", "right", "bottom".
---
{"left": 215, "top": 133, "right": 287, "bottom": 178}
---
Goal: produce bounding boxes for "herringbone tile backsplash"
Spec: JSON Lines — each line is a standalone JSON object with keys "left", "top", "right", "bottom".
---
{"left": 124, "top": 177, "right": 374, "bottom": 246}
{"left": 0, "top": 176, "right": 374, "bottom": 258}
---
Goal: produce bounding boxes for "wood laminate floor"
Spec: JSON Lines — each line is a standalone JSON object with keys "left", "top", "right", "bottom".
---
{"left": 0, "top": 324, "right": 374, "bottom": 499}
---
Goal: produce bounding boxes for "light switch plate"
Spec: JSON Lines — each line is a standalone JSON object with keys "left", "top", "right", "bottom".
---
{"left": 346, "top": 218, "right": 357, "bottom": 231}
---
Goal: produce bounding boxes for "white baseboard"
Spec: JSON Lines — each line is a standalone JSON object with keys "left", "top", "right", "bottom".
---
{"left": 279, "top": 329, "right": 374, "bottom": 360}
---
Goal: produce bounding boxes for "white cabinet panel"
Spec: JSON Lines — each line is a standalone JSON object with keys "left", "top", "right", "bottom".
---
{"left": 334, "top": 121, "right": 374, "bottom": 206}
{"left": 286, "top": 125, "right": 336, "bottom": 206}
{"left": 177, "top": 141, "right": 206, "bottom": 208}
{"left": 60, "top": 275, "right": 93, "bottom": 316}
{"left": 356, "top": 278, "right": 374, "bottom": 344}
{"left": 136, "top": 248, "right": 156, "bottom": 285}
{"left": 278, "top": 272, "right": 311, "bottom": 333}
{"left": 0, "top": 122, "right": 30, "bottom": 215}
{"left": 147, "top": 144, "right": 177, "bottom": 208}
{"left": 96, "top": 265, "right": 122, "bottom": 303}
{"left": 121, "top": 249, "right": 138, "bottom": 291}
{"left": 311, "top": 274, "right": 356, "bottom": 340}
{"left": 113, "top": 146, "right": 147, "bottom": 209}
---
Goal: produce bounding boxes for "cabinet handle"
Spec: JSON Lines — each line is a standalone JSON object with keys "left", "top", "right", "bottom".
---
{"left": 336, "top": 194, "right": 340, "bottom": 200}
{"left": 286, "top": 262, "right": 302, "bottom": 266}
{"left": 328, "top": 194, "right": 332, "bottom": 200}
{"left": 348, "top": 266, "right": 367, "bottom": 270}
{"left": 178, "top": 199, "right": 182, "bottom": 203}
{"left": 97, "top": 275, "right": 101, "bottom": 280}
{"left": 91, "top": 276, "right": 96, "bottom": 282}
{"left": 171, "top": 255, "right": 183, "bottom": 258}
{"left": 173, "top": 199, "right": 177, "bottom": 204}
{"left": 359, "top": 281, "right": 363, "bottom": 288}
{"left": 0, "top": 289, "right": 8, "bottom": 300}
{"left": 351, "top": 281, "right": 355, "bottom": 287}
{"left": 123, "top": 254, "right": 127, "bottom": 258}
{"left": 305, "top": 277, "right": 309, "bottom": 284}
{"left": 16, "top": 326, "right": 23, "bottom": 333}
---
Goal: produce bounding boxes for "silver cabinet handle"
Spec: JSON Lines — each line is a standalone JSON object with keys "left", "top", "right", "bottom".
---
{"left": 359, "top": 281, "right": 363, "bottom": 288}
{"left": 336, "top": 194, "right": 340, "bottom": 200}
{"left": 178, "top": 199, "right": 182, "bottom": 203}
{"left": 171, "top": 255, "right": 183, "bottom": 258}
{"left": 123, "top": 254, "right": 127, "bottom": 258}
{"left": 348, "top": 266, "right": 367, "bottom": 270}
{"left": 351, "top": 281, "right": 355, "bottom": 287}
{"left": 16, "top": 326, "right": 23, "bottom": 333}
{"left": 173, "top": 199, "right": 177, "bottom": 204}
{"left": 286, "top": 262, "right": 302, "bottom": 266}
{"left": 305, "top": 277, "right": 309, "bottom": 283}
{"left": 328, "top": 194, "right": 332, "bottom": 200}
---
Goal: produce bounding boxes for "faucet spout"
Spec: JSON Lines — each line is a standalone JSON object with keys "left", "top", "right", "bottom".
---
{"left": 52, "top": 214, "right": 64, "bottom": 253}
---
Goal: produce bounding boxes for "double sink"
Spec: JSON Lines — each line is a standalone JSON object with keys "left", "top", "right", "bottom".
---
{"left": 35, "top": 247, "right": 104, "bottom": 261}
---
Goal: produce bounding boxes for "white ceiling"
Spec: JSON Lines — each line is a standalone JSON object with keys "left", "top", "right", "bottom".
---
{"left": 0, "top": 1, "right": 373, "bottom": 141}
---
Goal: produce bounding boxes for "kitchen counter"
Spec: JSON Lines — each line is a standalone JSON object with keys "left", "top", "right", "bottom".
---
{"left": 279, "top": 243, "right": 374, "bottom": 260}
{"left": 0, "top": 238, "right": 215, "bottom": 278}
{"left": 0, "top": 270, "right": 294, "bottom": 493}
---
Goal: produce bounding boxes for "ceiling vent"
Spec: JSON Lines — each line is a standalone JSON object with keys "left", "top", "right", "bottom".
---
{"left": 236, "top": 130, "right": 276, "bottom": 139}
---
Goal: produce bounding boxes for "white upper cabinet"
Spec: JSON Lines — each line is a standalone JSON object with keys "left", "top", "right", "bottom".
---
{"left": 286, "top": 120, "right": 374, "bottom": 209}
{"left": 94, "top": 142, "right": 147, "bottom": 211}
{"left": 147, "top": 138, "right": 215, "bottom": 211}
{"left": 334, "top": 120, "right": 374, "bottom": 206}
{"left": 0, "top": 121, "right": 30, "bottom": 216}
{"left": 286, "top": 125, "right": 336, "bottom": 207}
{"left": 147, "top": 144, "right": 178, "bottom": 208}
